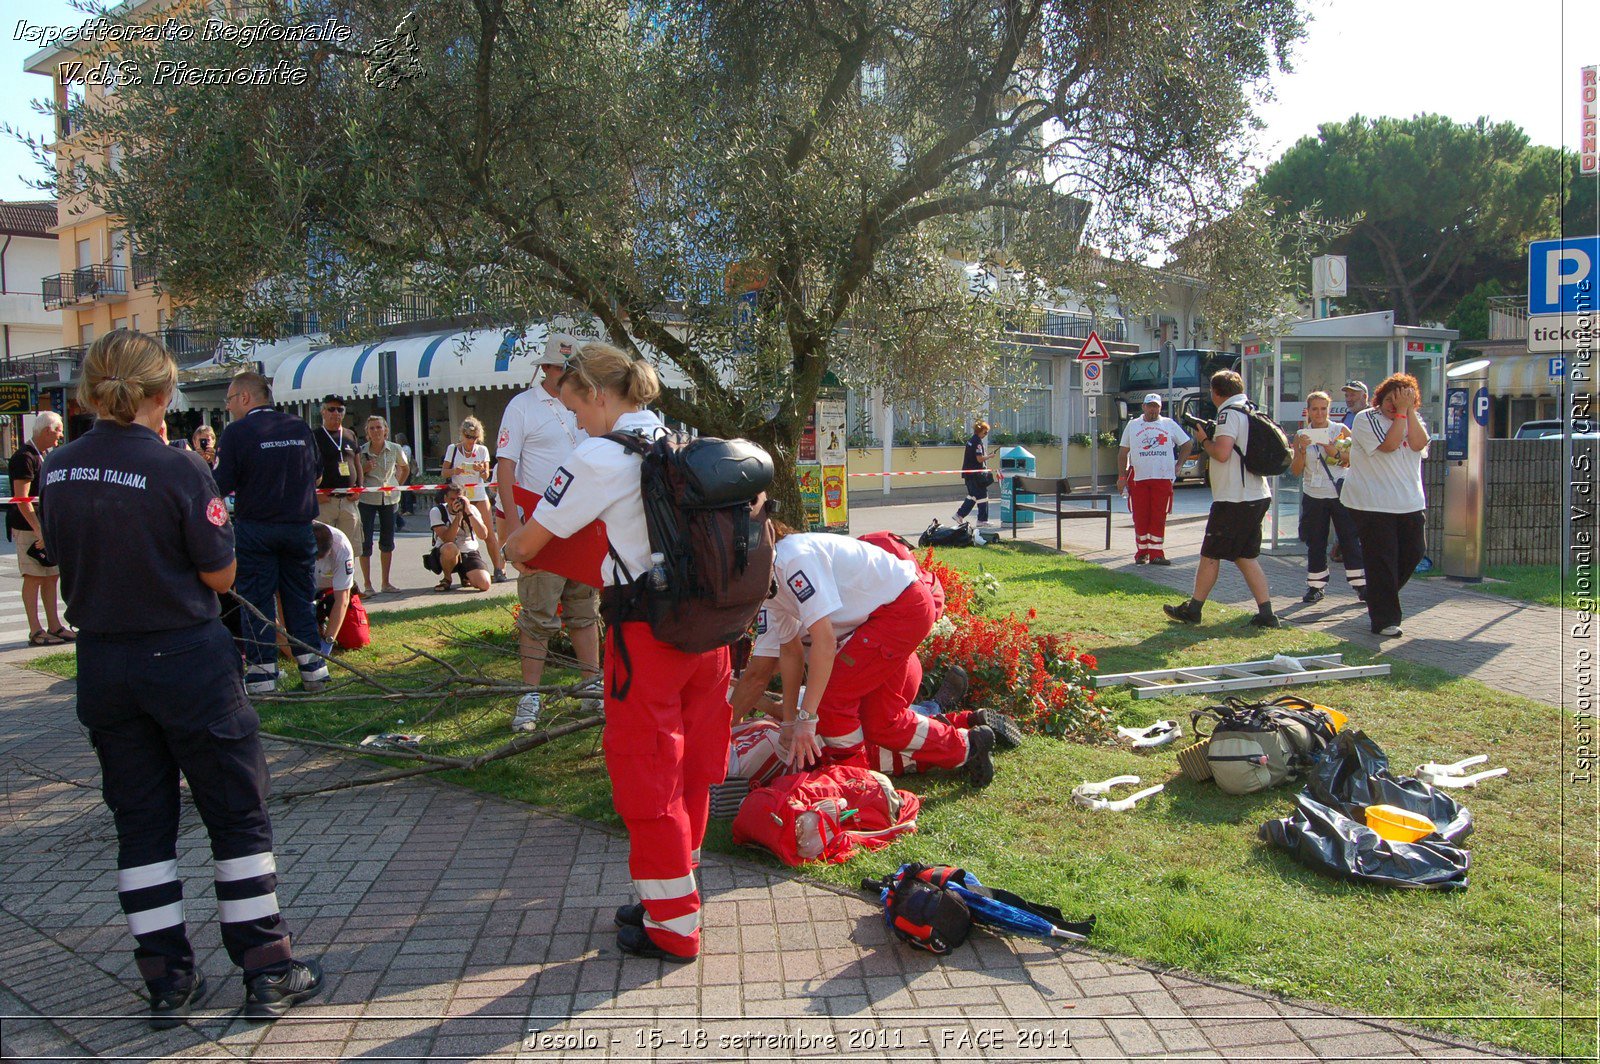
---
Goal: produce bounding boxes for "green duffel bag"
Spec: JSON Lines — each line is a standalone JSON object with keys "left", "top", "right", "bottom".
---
{"left": 1192, "top": 696, "right": 1340, "bottom": 795}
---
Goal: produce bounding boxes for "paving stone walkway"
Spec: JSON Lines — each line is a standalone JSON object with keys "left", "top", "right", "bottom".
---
{"left": 0, "top": 662, "right": 1524, "bottom": 1062}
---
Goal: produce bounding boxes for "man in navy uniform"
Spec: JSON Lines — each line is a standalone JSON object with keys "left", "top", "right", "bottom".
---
{"left": 215, "top": 371, "right": 329, "bottom": 694}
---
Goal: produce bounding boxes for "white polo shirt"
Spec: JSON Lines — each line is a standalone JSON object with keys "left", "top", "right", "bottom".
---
{"left": 530, "top": 409, "right": 661, "bottom": 586}
{"left": 1120, "top": 416, "right": 1191, "bottom": 482}
{"left": 773, "top": 533, "right": 918, "bottom": 639}
{"left": 1342, "top": 409, "right": 1430, "bottom": 514}
{"left": 315, "top": 526, "right": 355, "bottom": 592}
{"left": 1207, "top": 396, "right": 1272, "bottom": 504}
{"left": 496, "top": 383, "right": 585, "bottom": 495}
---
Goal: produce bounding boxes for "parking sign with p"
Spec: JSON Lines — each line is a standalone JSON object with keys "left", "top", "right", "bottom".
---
{"left": 1528, "top": 237, "right": 1598, "bottom": 314}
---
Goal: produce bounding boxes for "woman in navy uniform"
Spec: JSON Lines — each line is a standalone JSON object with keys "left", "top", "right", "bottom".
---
{"left": 39, "top": 331, "right": 322, "bottom": 1028}
{"left": 953, "top": 420, "right": 994, "bottom": 525}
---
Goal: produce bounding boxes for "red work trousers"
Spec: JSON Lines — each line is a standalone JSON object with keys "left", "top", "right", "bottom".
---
{"left": 1129, "top": 477, "right": 1175, "bottom": 560}
{"left": 603, "top": 622, "right": 732, "bottom": 958}
{"left": 819, "top": 581, "right": 968, "bottom": 773}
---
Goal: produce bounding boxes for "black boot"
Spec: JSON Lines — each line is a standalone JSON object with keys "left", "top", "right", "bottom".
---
{"left": 243, "top": 958, "right": 324, "bottom": 1021}
{"left": 1163, "top": 599, "right": 1203, "bottom": 624}
{"left": 931, "top": 666, "right": 969, "bottom": 713}
{"left": 616, "top": 923, "right": 696, "bottom": 964}
{"left": 149, "top": 970, "right": 207, "bottom": 1031}
{"left": 615, "top": 902, "right": 645, "bottom": 928}
{"left": 969, "top": 708, "right": 1024, "bottom": 749}
{"left": 963, "top": 725, "right": 996, "bottom": 788}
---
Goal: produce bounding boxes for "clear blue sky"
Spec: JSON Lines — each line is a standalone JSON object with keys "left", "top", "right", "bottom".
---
{"left": 0, "top": 0, "right": 1595, "bottom": 201}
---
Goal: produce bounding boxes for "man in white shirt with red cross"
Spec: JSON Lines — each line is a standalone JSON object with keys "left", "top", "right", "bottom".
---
{"left": 495, "top": 335, "right": 601, "bottom": 731}
{"left": 1117, "top": 393, "right": 1191, "bottom": 566}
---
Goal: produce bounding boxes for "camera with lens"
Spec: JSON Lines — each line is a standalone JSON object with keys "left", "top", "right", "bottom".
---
{"left": 1180, "top": 411, "right": 1216, "bottom": 439}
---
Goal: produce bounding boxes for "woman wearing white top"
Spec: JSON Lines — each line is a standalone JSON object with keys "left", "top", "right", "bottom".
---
{"left": 1289, "top": 391, "right": 1365, "bottom": 605}
{"left": 1340, "top": 373, "right": 1430, "bottom": 637}
{"left": 503, "top": 342, "right": 730, "bottom": 966}
{"left": 440, "top": 416, "right": 505, "bottom": 579}
{"left": 770, "top": 529, "right": 993, "bottom": 786}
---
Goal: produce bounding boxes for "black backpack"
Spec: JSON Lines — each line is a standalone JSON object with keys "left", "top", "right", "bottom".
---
{"left": 601, "top": 431, "right": 776, "bottom": 667}
{"left": 872, "top": 865, "right": 976, "bottom": 955}
{"left": 918, "top": 519, "right": 975, "bottom": 548}
{"left": 1235, "top": 400, "right": 1292, "bottom": 477}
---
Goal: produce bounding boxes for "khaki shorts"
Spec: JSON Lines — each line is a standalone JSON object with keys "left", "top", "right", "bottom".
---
{"left": 318, "top": 496, "right": 361, "bottom": 544}
{"left": 13, "top": 529, "right": 58, "bottom": 578}
{"left": 516, "top": 569, "right": 599, "bottom": 638}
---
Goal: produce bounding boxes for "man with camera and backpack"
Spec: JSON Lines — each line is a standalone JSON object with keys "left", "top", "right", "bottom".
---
{"left": 1164, "top": 370, "right": 1282, "bottom": 629}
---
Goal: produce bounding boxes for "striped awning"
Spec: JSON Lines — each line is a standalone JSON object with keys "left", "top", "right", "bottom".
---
{"left": 272, "top": 325, "right": 691, "bottom": 403}
{"left": 1487, "top": 352, "right": 1597, "bottom": 398}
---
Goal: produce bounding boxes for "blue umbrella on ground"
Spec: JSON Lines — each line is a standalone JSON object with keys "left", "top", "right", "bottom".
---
{"left": 864, "top": 864, "right": 1095, "bottom": 952}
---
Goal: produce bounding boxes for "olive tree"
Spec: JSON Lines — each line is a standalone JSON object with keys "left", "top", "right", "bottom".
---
{"left": 35, "top": 0, "right": 1307, "bottom": 505}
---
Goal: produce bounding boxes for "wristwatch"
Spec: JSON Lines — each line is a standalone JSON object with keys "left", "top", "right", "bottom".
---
{"left": 795, "top": 709, "right": 817, "bottom": 723}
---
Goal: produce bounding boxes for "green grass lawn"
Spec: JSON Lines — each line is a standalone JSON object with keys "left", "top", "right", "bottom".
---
{"left": 1419, "top": 563, "right": 1589, "bottom": 610}
{"left": 27, "top": 547, "right": 1595, "bottom": 1058}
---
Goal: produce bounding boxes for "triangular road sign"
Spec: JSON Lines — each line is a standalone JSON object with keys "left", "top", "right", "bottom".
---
{"left": 1076, "top": 330, "right": 1111, "bottom": 360}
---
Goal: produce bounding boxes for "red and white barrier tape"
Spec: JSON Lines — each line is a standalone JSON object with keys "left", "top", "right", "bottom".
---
{"left": 3, "top": 469, "right": 1008, "bottom": 504}
{"left": 0, "top": 484, "right": 463, "bottom": 505}
{"left": 844, "top": 468, "right": 1002, "bottom": 478}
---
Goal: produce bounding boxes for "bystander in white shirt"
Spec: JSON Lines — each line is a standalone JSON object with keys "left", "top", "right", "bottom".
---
{"left": 1342, "top": 409, "right": 1430, "bottom": 513}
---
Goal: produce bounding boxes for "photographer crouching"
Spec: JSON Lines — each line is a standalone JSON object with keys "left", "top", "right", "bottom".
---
{"left": 426, "top": 485, "right": 492, "bottom": 592}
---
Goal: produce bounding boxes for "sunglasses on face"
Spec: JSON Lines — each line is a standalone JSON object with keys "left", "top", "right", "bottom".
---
{"left": 324, "top": 407, "right": 345, "bottom": 414}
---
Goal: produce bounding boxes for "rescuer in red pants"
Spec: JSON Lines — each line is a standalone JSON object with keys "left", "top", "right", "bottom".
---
{"left": 504, "top": 342, "right": 737, "bottom": 963}
{"left": 1117, "top": 394, "right": 1192, "bottom": 565}
{"left": 1127, "top": 476, "right": 1175, "bottom": 562}
{"left": 772, "top": 531, "right": 996, "bottom": 787}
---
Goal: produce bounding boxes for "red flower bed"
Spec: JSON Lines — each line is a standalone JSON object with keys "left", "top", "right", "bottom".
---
{"left": 920, "top": 551, "right": 1110, "bottom": 741}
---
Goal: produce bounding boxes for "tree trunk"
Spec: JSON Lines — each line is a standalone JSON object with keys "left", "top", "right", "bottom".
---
{"left": 748, "top": 418, "right": 804, "bottom": 528}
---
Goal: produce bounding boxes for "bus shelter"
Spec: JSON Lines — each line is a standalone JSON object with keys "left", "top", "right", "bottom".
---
{"left": 1239, "top": 311, "right": 1455, "bottom": 551}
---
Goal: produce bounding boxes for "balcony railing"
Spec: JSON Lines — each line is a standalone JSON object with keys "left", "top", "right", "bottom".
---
{"left": 41, "top": 264, "right": 129, "bottom": 310}
{"left": 0, "top": 345, "right": 86, "bottom": 383}
{"left": 133, "top": 254, "right": 158, "bottom": 289}
{"left": 1487, "top": 293, "right": 1529, "bottom": 341}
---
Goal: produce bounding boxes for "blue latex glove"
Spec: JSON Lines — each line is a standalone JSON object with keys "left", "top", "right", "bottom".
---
{"left": 319, "top": 638, "right": 335, "bottom": 657}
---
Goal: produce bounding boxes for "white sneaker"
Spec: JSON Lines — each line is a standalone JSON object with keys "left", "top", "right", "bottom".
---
{"left": 512, "top": 693, "right": 542, "bottom": 732}
{"left": 572, "top": 676, "right": 605, "bottom": 714}
{"left": 245, "top": 677, "right": 278, "bottom": 696}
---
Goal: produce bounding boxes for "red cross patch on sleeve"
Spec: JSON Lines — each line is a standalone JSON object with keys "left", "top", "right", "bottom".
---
{"left": 788, "top": 570, "right": 816, "bottom": 603}
{"left": 544, "top": 465, "right": 574, "bottom": 506}
{"left": 206, "top": 498, "right": 229, "bottom": 527}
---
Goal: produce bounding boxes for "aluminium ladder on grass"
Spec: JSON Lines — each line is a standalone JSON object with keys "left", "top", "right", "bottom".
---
{"left": 1092, "top": 653, "right": 1390, "bottom": 699}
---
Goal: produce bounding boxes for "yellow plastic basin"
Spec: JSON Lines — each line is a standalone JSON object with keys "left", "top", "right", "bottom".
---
{"left": 1365, "top": 804, "right": 1435, "bottom": 843}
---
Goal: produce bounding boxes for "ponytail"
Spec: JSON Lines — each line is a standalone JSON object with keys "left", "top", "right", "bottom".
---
{"left": 561, "top": 341, "right": 661, "bottom": 407}
{"left": 78, "top": 329, "right": 177, "bottom": 425}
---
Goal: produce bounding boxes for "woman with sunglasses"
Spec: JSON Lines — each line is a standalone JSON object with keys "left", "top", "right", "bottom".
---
{"left": 440, "top": 416, "right": 505, "bottom": 580}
